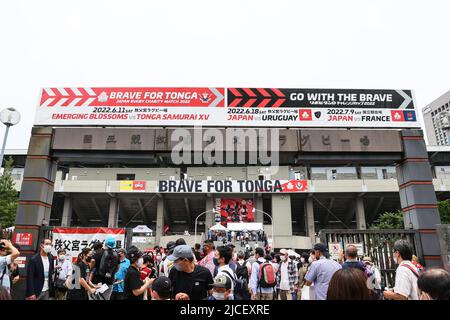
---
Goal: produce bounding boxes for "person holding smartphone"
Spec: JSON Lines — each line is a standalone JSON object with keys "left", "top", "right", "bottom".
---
{"left": 0, "top": 240, "right": 20, "bottom": 295}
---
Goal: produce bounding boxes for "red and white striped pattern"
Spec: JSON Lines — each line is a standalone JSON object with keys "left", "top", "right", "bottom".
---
{"left": 40, "top": 87, "right": 97, "bottom": 107}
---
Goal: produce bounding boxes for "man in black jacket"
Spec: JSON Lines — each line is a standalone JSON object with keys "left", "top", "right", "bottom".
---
{"left": 26, "top": 239, "right": 55, "bottom": 300}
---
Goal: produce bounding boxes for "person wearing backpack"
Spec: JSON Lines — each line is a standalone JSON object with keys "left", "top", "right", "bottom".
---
{"left": 249, "top": 247, "right": 276, "bottom": 300}
{"left": 384, "top": 240, "right": 420, "bottom": 300}
{"left": 235, "top": 251, "right": 250, "bottom": 282}
{"left": 94, "top": 237, "right": 119, "bottom": 300}
{"left": 214, "top": 246, "right": 237, "bottom": 297}
{"left": 342, "top": 245, "right": 372, "bottom": 278}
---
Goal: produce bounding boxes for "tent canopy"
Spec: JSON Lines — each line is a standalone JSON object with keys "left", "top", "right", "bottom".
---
{"left": 209, "top": 223, "right": 228, "bottom": 231}
{"left": 132, "top": 225, "right": 153, "bottom": 233}
{"left": 287, "top": 249, "right": 300, "bottom": 257}
{"left": 227, "top": 222, "right": 263, "bottom": 231}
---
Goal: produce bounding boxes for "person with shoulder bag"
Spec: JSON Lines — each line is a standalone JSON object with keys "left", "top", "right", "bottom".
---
{"left": 54, "top": 249, "right": 73, "bottom": 300}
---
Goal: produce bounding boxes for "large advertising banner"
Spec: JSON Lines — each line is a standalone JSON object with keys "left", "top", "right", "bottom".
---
{"left": 34, "top": 87, "right": 225, "bottom": 126}
{"left": 226, "top": 88, "right": 418, "bottom": 128}
{"left": 156, "top": 179, "right": 308, "bottom": 193}
{"left": 51, "top": 227, "right": 126, "bottom": 261}
{"left": 34, "top": 87, "right": 419, "bottom": 128}
{"left": 215, "top": 198, "right": 255, "bottom": 226}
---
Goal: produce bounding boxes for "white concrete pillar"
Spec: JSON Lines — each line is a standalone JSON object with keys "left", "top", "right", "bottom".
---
{"left": 108, "top": 197, "right": 119, "bottom": 228}
{"left": 155, "top": 197, "right": 164, "bottom": 245}
{"left": 355, "top": 197, "right": 367, "bottom": 230}
{"left": 254, "top": 196, "right": 264, "bottom": 223}
{"left": 271, "top": 194, "right": 292, "bottom": 237}
{"left": 61, "top": 197, "right": 72, "bottom": 227}
{"left": 305, "top": 196, "right": 316, "bottom": 245}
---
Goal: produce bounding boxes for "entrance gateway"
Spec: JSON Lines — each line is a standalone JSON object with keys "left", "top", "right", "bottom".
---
{"left": 12, "top": 87, "right": 443, "bottom": 297}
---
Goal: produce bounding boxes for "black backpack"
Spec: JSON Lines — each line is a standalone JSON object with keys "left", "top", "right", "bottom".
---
{"left": 236, "top": 261, "right": 249, "bottom": 282}
{"left": 98, "top": 248, "right": 119, "bottom": 283}
{"left": 222, "top": 270, "right": 250, "bottom": 301}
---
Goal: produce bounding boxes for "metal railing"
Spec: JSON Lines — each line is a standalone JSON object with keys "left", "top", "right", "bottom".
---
{"left": 319, "top": 229, "right": 417, "bottom": 288}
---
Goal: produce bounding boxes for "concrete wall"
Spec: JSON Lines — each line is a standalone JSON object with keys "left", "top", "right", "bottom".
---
{"left": 186, "top": 167, "right": 246, "bottom": 180}
{"left": 68, "top": 168, "right": 180, "bottom": 181}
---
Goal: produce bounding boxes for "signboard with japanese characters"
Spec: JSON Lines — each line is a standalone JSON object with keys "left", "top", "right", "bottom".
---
{"left": 35, "top": 87, "right": 419, "bottom": 128}
{"left": 52, "top": 228, "right": 126, "bottom": 261}
{"left": 13, "top": 232, "right": 33, "bottom": 246}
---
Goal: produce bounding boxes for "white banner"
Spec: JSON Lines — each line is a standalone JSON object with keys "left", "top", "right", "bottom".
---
{"left": 51, "top": 227, "right": 126, "bottom": 261}
{"left": 227, "top": 222, "right": 264, "bottom": 231}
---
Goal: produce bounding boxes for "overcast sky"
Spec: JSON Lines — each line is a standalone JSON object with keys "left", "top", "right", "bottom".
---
{"left": 1, "top": 0, "right": 449, "bottom": 149}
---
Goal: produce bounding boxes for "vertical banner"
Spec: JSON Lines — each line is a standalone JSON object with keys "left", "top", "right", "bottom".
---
{"left": 51, "top": 228, "right": 125, "bottom": 261}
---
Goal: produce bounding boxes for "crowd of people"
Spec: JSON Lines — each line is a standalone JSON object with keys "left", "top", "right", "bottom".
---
{"left": 1, "top": 237, "right": 450, "bottom": 300}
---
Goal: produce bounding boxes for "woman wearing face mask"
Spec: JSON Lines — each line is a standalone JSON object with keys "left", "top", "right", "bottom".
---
{"left": 67, "top": 248, "right": 96, "bottom": 300}
{"left": 54, "top": 249, "right": 73, "bottom": 300}
{"left": 300, "top": 251, "right": 316, "bottom": 300}
{"left": 155, "top": 253, "right": 163, "bottom": 276}
{"left": 123, "top": 246, "right": 152, "bottom": 300}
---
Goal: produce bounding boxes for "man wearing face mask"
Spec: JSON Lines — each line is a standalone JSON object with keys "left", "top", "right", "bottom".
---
{"left": 26, "top": 238, "right": 55, "bottom": 300}
{"left": 54, "top": 249, "right": 73, "bottom": 300}
{"left": 168, "top": 245, "right": 213, "bottom": 300}
{"left": 384, "top": 240, "right": 420, "bottom": 300}
{"left": 123, "top": 246, "right": 152, "bottom": 300}
{"left": 198, "top": 240, "right": 216, "bottom": 277}
{"left": 304, "top": 243, "right": 341, "bottom": 300}
{"left": 111, "top": 248, "right": 130, "bottom": 300}
{"left": 277, "top": 249, "right": 299, "bottom": 300}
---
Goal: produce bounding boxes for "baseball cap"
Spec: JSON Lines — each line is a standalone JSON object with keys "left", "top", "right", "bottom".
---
{"left": 151, "top": 276, "right": 172, "bottom": 298}
{"left": 167, "top": 245, "right": 194, "bottom": 261}
{"left": 105, "top": 237, "right": 116, "bottom": 249}
{"left": 313, "top": 243, "right": 328, "bottom": 253}
{"left": 279, "top": 249, "right": 288, "bottom": 255}
{"left": 117, "top": 248, "right": 127, "bottom": 255}
{"left": 210, "top": 274, "right": 232, "bottom": 290}
{"left": 166, "top": 241, "right": 176, "bottom": 252}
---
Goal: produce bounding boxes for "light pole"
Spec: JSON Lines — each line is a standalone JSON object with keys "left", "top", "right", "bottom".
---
{"left": 253, "top": 208, "right": 275, "bottom": 250}
{"left": 0, "top": 108, "right": 21, "bottom": 173}
{"left": 194, "top": 208, "right": 218, "bottom": 245}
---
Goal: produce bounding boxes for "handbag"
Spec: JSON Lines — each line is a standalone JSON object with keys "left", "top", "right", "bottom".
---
{"left": 55, "top": 278, "right": 68, "bottom": 291}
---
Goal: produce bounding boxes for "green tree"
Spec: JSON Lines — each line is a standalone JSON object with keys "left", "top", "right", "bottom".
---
{"left": 0, "top": 157, "right": 18, "bottom": 228}
{"left": 438, "top": 199, "right": 450, "bottom": 224}
{"left": 370, "top": 211, "right": 404, "bottom": 229}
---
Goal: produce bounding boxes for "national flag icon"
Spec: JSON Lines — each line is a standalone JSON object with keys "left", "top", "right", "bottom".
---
{"left": 391, "top": 110, "right": 405, "bottom": 121}
{"left": 403, "top": 110, "right": 416, "bottom": 121}
{"left": 299, "top": 109, "right": 312, "bottom": 121}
